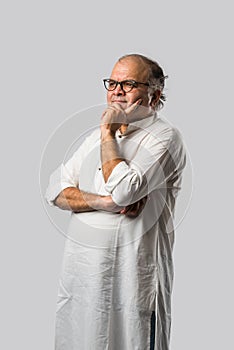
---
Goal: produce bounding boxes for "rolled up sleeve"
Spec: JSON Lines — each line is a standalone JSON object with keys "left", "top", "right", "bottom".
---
{"left": 45, "top": 163, "right": 78, "bottom": 206}
{"left": 45, "top": 129, "right": 100, "bottom": 207}
{"left": 104, "top": 128, "right": 186, "bottom": 206}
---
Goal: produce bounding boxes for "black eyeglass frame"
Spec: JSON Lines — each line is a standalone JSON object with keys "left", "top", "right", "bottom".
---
{"left": 103, "top": 79, "right": 150, "bottom": 93}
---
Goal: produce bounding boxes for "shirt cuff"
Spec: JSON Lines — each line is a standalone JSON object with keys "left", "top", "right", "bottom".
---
{"left": 104, "top": 161, "right": 130, "bottom": 194}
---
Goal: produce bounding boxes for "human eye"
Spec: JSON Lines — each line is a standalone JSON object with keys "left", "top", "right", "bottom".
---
{"left": 124, "top": 81, "right": 134, "bottom": 88}
{"left": 122, "top": 80, "right": 135, "bottom": 91}
{"left": 108, "top": 80, "right": 117, "bottom": 89}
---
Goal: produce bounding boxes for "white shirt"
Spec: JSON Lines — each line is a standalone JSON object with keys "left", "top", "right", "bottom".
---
{"left": 46, "top": 113, "right": 186, "bottom": 350}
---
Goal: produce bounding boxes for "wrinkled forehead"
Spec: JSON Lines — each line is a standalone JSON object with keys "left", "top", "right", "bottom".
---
{"left": 110, "top": 57, "right": 149, "bottom": 82}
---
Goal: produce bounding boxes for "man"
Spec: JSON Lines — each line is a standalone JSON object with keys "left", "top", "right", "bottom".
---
{"left": 46, "top": 54, "right": 186, "bottom": 350}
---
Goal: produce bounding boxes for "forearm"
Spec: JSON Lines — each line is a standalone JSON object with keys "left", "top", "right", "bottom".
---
{"left": 101, "top": 131, "right": 123, "bottom": 182}
{"left": 54, "top": 187, "right": 102, "bottom": 212}
{"left": 100, "top": 100, "right": 145, "bottom": 182}
{"left": 54, "top": 186, "right": 123, "bottom": 213}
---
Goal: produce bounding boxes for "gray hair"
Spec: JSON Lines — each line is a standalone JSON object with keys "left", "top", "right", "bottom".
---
{"left": 118, "top": 54, "right": 168, "bottom": 110}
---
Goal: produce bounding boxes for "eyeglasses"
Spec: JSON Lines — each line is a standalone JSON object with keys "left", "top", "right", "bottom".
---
{"left": 103, "top": 79, "right": 150, "bottom": 93}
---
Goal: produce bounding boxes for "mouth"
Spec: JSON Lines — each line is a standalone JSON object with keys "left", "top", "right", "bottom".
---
{"left": 111, "top": 100, "right": 127, "bottom": 105}
{"left": 112, "top": 99, "right": 127, "bottom": 102}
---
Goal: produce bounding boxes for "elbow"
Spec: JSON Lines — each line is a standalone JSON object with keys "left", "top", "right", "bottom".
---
{"left": 111, "top": 176, "right": 146, "bottom": 207}
{"left": 104, "top": 163, "right": 146, "bottom": 206}
{"left": 53, "top": 194, "right": 61, "bottom": 208}
{"left": 53, "top": 190, "right": 71, "bottom": 210}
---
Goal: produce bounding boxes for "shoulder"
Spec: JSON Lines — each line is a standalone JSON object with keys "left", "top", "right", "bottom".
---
{"left": 151, "top": 116, "right": 184, "bottom": 146}
{"left": 142, "top": 116, "right": 180, "bottom": 141}
{"left": 139, "top": 116, "right": 186, "bottom": 162}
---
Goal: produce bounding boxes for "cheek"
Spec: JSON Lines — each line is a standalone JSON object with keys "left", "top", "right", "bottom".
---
{"left": 130, "top": 91, "right": 150, "bottom": 107}
{"left": 128, "top": 91, "right": 141, "bottom": 103}
{"left": 106, "top": 91, "right": 112, "bottom": 103}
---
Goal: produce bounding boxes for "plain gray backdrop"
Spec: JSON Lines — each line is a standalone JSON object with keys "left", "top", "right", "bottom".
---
{"left": 1, "top": 0, "right": 233, "bottom": 349}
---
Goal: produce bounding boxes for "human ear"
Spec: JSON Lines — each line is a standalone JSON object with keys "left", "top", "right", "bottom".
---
{"left": 150, "top": 90, "right": 161, "bottom": 108}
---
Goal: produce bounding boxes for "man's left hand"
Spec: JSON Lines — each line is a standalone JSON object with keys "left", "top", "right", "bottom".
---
{"left": 120, "top": 196, "right": 148, "bottom": 218}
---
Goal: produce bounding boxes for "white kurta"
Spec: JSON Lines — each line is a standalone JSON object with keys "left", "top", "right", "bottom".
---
{"left": 46, "top": 113, "right": 186, "bottom": 350}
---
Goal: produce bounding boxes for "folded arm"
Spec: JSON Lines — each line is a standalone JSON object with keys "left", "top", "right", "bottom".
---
{"left": 101, "top": 105, "right": 185, "bottom": 207}
{"left": 54, "top": 187, "right": 146, "bottom": 218}
{"left": 54, "top": 186, "right": 123, "bottom": 213}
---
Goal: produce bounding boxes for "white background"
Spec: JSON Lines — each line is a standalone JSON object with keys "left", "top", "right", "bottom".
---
{"left": 1, "top": 0, "right": 233, "bottom": 348}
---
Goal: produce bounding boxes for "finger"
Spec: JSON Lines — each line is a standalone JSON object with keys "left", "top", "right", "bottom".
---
{"left": 120, "top": 202, "right": 135, "bottom": 214}
{"left": 109, "top": 103, "right": 125, "bottom": 112}
{"left": 125, "top": 208, "right": 139, "bottom": 218}
{"left": 125, "top": 99, "right": 142, "bottom": 116}
{"left": 102, "top": 105, "right": 121, "bottom": 118}
{"left": 124, "top": 203, "right": 139, "bottom": 217}
{"left": 102, "top": 105, "right": 127, "bottom": 125}
{"left": 127, "top": 199, "right": 146, "bottom": 217}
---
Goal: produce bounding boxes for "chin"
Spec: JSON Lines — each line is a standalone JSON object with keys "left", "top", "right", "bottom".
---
{"left": 112, "top": 101, "right": 128, "bottom": 109}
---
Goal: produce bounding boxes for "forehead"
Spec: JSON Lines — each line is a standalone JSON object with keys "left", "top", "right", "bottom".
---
{"left": 110, "top": 58, "right": 149, "bottom": 81}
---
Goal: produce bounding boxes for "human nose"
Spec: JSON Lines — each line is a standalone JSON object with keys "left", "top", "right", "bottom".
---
{"left": 113, "top": 82, "right": 125, "bottom": 95}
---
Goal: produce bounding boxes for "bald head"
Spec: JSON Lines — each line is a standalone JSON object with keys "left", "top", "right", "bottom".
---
{"left": 111, "top": 56, "right": 149, "bottom": 84}
{"left": 117, "top": 54, "right": 167, "bottom": 109}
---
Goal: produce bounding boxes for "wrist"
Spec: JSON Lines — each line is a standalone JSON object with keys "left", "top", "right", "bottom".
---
{"left": 101, "top": 195, "right": 123, "bottom": 213}
{"left": 101, "top": 128, "right": 116, "bottom": 141}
